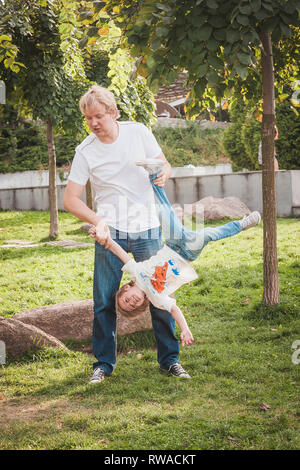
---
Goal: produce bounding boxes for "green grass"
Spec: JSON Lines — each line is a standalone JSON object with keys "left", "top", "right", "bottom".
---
{"left": 0, "top": 211, "right": 299, "bottom": 450}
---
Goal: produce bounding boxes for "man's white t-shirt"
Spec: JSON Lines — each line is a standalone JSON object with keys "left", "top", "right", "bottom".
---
{"left": 122, "top": 245, "right": 198, "bottom": 312}
{"left": 68, "top": 121, "right": 161, "bottom": 233}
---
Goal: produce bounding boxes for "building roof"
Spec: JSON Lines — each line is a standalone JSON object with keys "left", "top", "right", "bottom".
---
{"left": 155, "top": 72, "right": 191, "bottom": 104}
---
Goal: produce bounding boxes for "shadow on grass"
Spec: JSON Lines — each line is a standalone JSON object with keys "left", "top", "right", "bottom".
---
{"left": 245, "top": 300, "right": 299, "bottom": 324}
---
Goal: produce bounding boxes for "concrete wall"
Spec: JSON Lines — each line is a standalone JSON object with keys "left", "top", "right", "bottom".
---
{"left": 165, "top": 170, "right": 298, "bottom": 217}
{"left": 0, "top": 169, "right": 299, "bottom": 217}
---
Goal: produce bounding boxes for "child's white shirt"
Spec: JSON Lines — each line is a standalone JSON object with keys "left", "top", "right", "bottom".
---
{"left": 122, "top": 245, "right": 198, "bottom": 312}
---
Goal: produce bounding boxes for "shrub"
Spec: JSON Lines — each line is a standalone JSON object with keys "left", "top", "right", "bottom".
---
{"left": 222, "top": 91, "right": 300, "bottom": 171}
{"left": 276, "top": 100, "right": 300, "bottom": 169}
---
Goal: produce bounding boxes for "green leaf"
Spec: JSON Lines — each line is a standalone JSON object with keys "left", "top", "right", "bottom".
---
{"left": 239, "top": 5, "right": 252, "bottom": 15}
{"left": 93, "top": 1, "right": 106, "bottom": 11}
{"left": 208, "top": 55, "right": 224, "bottom": 69}
{"left": 0, "top": 35, "right": 12, "bottom": 42}
{"left": 151, "top": 38, "right": 161, "bottom": 50}
{"left": 280, "top": 22, "right": 292, "bottom": 38}
{"left": 237, "top": 52, "right": 252, "bottom": 66}
{"left": 155, "top": 3, "right": 172, "bottom": 13}
{"left": 213, "top": 28, "right": 226, "bottom": 41}
{"left": 207, "top": 37, "right": 219, "bottom": 52}
{"left": 156, "top": 26, "right": 169, "bottom": 37}
{"left": 147, "top": 55, "right": 156, "bottom": 70}
{"left": 207, "top": 70, "right": 219, "bottom": 84}
{"left": 250, "top": 0, "right": 261, "bottom": 12}
{"left": 207, "top": 0, "right": 218, "bottom": 9}
{"left": 87, "top": 27, "right": 99, "bottom": 37}
{"left": 235, "top": 63, "right": 249, "bottom": 79}
{"left": 197, "top": 24, "right": 213, "bottom": 41}
{"left": 78, "top": 37, "right": 89, "bottom": 48}
{"left": 197, "top": 62, "right": 208, "bottom": 77}
{"left": 209, "top": 16, "right": 226, "bottom": 28}
{"left": 237, "top": 14, "right": 250, "bottom": 26}
{"left": 226, "top": 29, "right": 240, "bottom": 43}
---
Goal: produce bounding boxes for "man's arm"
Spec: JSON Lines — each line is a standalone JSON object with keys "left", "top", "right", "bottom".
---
{"left": 63, "top": 180, "right": 110, "bottom": 246}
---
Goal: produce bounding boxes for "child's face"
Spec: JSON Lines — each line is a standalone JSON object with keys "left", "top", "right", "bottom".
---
{"left": 118, "top": 284, "right": 146, "bottom": 312}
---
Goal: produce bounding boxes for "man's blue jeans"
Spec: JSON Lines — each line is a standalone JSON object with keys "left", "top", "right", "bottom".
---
{"left": 150, "top": 174, "right": 242, "bottom": 261}
{"left": 93, "top": 226, "right": 180, "bottom": 375}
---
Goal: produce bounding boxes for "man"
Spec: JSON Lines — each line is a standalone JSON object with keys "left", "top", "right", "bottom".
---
{"left": 63, "top": 84, "right": 191, "bottom": 383}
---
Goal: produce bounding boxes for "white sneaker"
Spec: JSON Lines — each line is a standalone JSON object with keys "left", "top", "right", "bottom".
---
{"left": 136, "top": 158, "right": 164, "bottom": 175}
{"left": 89, "top": 368, "right": 105, "bottom": 383}
{"left": 240, "top": 211, "right": 261, "bottom": 230}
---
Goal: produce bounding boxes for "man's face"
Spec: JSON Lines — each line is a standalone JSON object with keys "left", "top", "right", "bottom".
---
{"left": 84, "top": 102, "right": 116, "bottom": 139}
{"left": 118, "top": 284, "right": 146, "bottom": 312}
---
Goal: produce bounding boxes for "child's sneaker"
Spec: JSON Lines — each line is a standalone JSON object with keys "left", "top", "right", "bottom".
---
{"left": 136, "top": 158, "right": 164, "bottom": 175}
{"left": 240, "top": 211, "right": 261, "bottom": 230}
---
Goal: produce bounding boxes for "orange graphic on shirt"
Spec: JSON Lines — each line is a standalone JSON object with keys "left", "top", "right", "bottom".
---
{"left": 151, "top": 262, "right": 168, "bottom": 293}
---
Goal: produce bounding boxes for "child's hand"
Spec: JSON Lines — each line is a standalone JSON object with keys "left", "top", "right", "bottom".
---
{"left": 180, "top": 328, "right": 194, "bottom": 347}
{"left": 89, "top": 222, "right": 112, "bottom": 249}
{"left": 88, "top": 225, "right": 96, "bottom": 238}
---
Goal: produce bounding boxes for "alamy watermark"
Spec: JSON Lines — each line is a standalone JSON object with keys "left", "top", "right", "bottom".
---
{"left": 0, "top": 340, "right": 6, "bottom": 365}
{"left": 0, "top": 80, "right": 6, "bottom": 104}
{"left": 291, "top": 340, "right": 300, "bottom": 365}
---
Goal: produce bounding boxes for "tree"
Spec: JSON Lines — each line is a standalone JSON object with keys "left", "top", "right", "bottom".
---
{"left": 83, "top": 0, "right": 300, "bottom": 306}
{"left": 0, "top": 0, "right": 88, "bottom": 238}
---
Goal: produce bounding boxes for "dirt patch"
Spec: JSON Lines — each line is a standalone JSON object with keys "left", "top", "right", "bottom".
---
{"left": 0, "top": 398, "right": 71, "bottom": 424}
{"left": 0, "top": 239, "right": 93, "bottom": 249}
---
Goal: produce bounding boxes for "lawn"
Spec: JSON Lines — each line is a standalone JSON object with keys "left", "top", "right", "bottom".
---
{"left": 0, "top": 211, "right": 299, "bottom": 450}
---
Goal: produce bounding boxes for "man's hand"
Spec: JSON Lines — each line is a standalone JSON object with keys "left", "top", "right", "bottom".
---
{"left": 89, "top": 220, "right": 112, "bottom": 249}
{"left": 180, "top": 328, "right": 194, "bottom": 347}
{"left": 152, "top": 154, "right": 171, "bottom": 187}
{"left": 153, "top": 170, "right": 168, "bottom": 187}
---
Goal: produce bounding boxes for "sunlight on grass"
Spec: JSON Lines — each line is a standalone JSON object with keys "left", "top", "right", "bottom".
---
{"left": 0, "top": 212, "right": 299, "bottom": 450}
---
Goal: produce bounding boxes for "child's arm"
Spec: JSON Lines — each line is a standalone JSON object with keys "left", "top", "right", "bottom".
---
{"left": 89, "top": 226, "right": 131, "bottom": 264}
{"left": 170, "top": 303, "right": 194, "bottom": 347}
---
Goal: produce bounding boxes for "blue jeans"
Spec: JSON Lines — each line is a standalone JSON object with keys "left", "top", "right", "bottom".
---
{"left": 150, "top": 174, "right": 242, "bottom": 261}
{"left": 93, "top": 226, "right": 180, "bottom": 375}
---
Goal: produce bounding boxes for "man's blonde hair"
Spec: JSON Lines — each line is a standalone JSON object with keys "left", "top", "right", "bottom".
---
{"left": 79, "top": 84, "right": 120, "bottom": 117}
{"left": 115, "top": 281, "right": 150, "bottom": 319}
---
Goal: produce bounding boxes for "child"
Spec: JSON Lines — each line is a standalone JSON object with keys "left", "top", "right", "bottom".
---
{"left": 89, "top": 159, "right": 261, "bottom": 348}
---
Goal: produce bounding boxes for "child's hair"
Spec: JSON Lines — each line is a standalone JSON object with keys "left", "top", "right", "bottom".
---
{"left": 115, "top": 281, "right": 150, "bottom": 319}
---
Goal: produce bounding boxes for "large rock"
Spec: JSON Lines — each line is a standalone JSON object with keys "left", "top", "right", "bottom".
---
{"left": 13, "top": 299, "right": 153, "bottom": 341}
{"left": 14, "top": 300, "right": 95, "bottom": 341}
{"left": 177, "top": 196, "right": 251, "bottom": 221}
{"left": 0, "top": 317, "right": 67, "bottom": 359}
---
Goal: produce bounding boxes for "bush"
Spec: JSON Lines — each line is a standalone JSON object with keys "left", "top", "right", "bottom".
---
{"left": 222, "top": 92, "right": 300, "bottom": 171}
{"left": 222, "top": 123, "right": 247, "bottom": 170}
{"left": 276, "top": 100, "right": 300, "bottom": 169}
{"left": 153, "top": 124, "right": 229, "bottom": 167}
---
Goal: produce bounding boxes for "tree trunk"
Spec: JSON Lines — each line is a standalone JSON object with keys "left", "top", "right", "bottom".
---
{"left": 46, "top": 117, "right": 59, "bottom": 238}
{"left": 86, "top": 179, "right": 94, "bottom": 210}
{"left": 259, "top": 31, "right": 280, "bottom": 305}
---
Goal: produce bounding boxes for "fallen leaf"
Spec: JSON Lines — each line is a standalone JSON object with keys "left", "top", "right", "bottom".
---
{"left": 57, "top": 423, "right": 62, "bottom": 429}
{"left": 0, "top": 395, "right": 5, "bottom": 400}
{"left": 242, "top": 298, "right": 250, "bottom": 304}
{"left": 260, "top": 403, "right": 271, "bottom": 411}
{"left": 228, "top": 436, "right": 238, "bottom": 442}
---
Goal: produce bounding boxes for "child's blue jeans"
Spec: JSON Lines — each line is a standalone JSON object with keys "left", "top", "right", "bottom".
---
{"left": 150, "top": 174, "right": 242, "bottom": 262}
